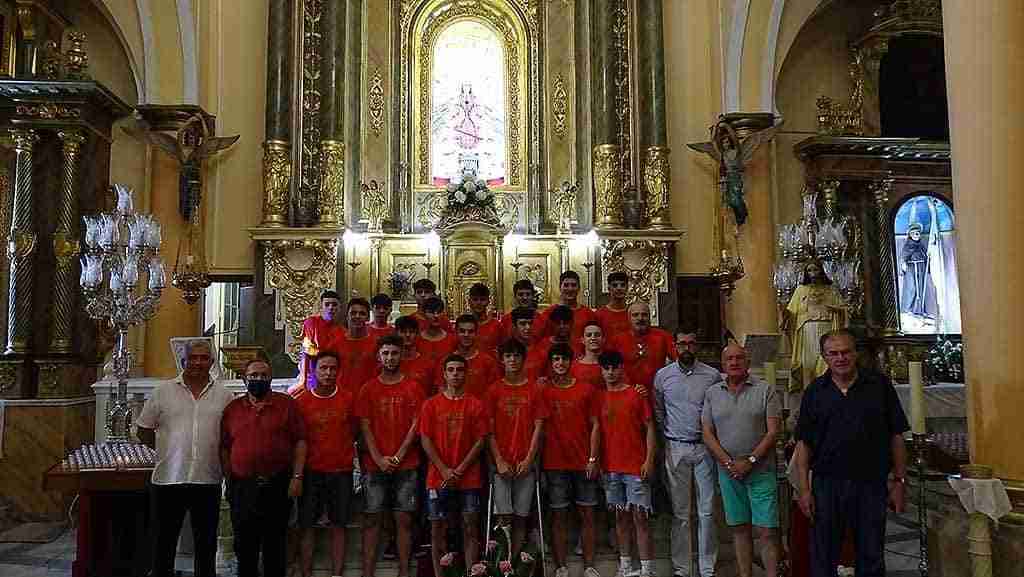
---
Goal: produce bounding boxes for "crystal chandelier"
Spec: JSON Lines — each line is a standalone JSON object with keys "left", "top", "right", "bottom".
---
{"left": 773, "top": 186, "right": 863, "bottom": 314}
{"left": 81, "top": 184, "right": 165, "bottom": 443}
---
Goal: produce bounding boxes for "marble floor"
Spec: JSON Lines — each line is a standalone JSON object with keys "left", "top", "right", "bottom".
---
{"left": 0, "top": 506, "right": 925, "bottom": 577}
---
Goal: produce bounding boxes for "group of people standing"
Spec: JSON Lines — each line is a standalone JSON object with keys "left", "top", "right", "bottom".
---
{"left": 136, "top": 270, "right": 910, "bottom": 577}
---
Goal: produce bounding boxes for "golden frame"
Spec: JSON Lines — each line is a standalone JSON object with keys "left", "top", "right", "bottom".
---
{"left": 403, "top": 0, "right": 531, "bottom": 194}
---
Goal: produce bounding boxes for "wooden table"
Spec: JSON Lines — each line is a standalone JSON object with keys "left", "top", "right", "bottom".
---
{"left": 44, "top": 464, "right": 153, "bottom": 577}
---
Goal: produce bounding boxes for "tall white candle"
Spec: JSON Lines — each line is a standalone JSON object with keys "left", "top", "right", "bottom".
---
{"left": 909, "top": 361, "right": 925, "bottom": 434}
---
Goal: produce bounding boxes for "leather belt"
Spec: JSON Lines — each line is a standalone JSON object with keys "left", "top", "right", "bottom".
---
{"left": 666, "top": 437, "right": 703, "bottom": 444}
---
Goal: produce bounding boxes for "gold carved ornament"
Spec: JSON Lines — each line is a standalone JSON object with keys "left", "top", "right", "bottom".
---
{"left": 361, "top": 180, "right": 389, "bottom": 233}
{"left": 612, "top": 0, "right": 636, "bottom": 192}
{"left": 593, "top": 144, "right": 623, "bottom": 228}
{"left": 417, "top": 190, "right": 520, "bottom": 232}
{"left": 551, "top": 72, "right": 569, "bottom": 139}
{"left": 368, "top": 69, "right": 385, "bottom": 136}
{"left": 601, "top": 239, "right": 670, "bottom": 317}
{"left": 64, "top": 31, "right": 90, "bottom": 80}
{"left": 300, "top": 0, "right": 325, "bottom": 200}
{"left": 643, "top": 146, "right": 672, "bottom": 229}
{"left": 15, "top": 104, "right": 81, "bottom": 120}
{"left": 318, "top": 140, "right": 345, "bottom": 227}
{"left": 550, "top": 181, "right": 578, "bottom": 234}
{"left": 263, "top": 239, "right": 338, "bottom": 363}
{"left": 262, "top": 140, "right": 292, "bottom": 226}
{"left": 816, "top": 48, "right": 866, "bottom": 136}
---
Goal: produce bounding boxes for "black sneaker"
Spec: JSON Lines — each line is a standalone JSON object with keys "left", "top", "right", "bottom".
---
{"left": 383, "top": 538, "right": 398, "bottom": 560}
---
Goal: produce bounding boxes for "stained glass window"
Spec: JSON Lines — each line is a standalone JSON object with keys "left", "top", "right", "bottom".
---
{"left": 430, "top": 20, "right": 507, "bottom": 186}
{"left": 893, "top": 195, "right": 961, "bottom": 335}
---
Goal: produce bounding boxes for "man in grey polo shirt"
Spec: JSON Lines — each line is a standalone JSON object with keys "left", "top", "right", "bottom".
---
{"left": 702, "top": 343, "right": 781, "bottom": 577}
{"left": 653, "top": 330, "right": 719, "bottom": 577}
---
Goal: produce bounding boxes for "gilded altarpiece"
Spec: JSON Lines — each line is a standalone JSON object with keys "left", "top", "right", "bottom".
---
{"left": 252, "top": 0, "right": 682, "bottom": 365}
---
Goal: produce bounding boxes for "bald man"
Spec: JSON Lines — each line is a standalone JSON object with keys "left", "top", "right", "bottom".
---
{"left": 702, "top": 343, "right": 781, "bottom": 577}
{"left": 608, "top": 302, "right": 677, "bottom": 394}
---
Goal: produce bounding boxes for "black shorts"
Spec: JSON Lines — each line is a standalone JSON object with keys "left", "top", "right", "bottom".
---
{"left": 299, "top": 471, "right": 354, "bottom": 528}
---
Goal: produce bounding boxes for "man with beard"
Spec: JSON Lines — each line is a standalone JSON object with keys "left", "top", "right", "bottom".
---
{"left": 297, "top": 290, "right": 346, "bottom": 392}
{"left": 609, "top": 302, "right": 676, "bottom": 394}
{"left": 357, "top": 335, "right": 425, "bottom": 577}
{"left": 337, "top": 297, "right": 380, "bottom": 391}
{"left": 900, "top": 223, "right": 931, "bottom": 317}
{"left": 595, "top": 272, "right": 632, "bottom": 337}
{"left": 137, "top": 339, "right": 236, "bottom": 577}
{"left": 653, "top": 331, "right": 721, "bottom": 577}
{"left": 221, "top": 359, "right": 307, "bottom": 577}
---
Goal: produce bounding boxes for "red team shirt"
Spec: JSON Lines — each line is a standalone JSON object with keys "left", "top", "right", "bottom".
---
{"left": 367, "top": 324, "right": 394, "bottom": 340}
{"left": 416, "top": 333, "right": 458, "bottom": 368}
{"left": 489, "top": 380, "right": 550, "bottom": 465}
{"left": 294, "top": 388, "right": 357, "bottom": 472}
{"left": 476, "top": 317, "right": 504, "bottom": 355}
{"left": 571, "top": 361, "right": 604, "bottom": 390}
{"left": 411, "top": 311, "right": 452, "bottom": 333}
{"left": 430, "top": 350, "right": 501, "bottom": 398}
{"left": 609, "top": 328, "right": 677, "bottom": 391}
{"left": 533, "top": 304, "right": 599, "bottom": 346}
{"left": 402, "top": 353, "right": 437, "bottom": 398}
{"left": 300, "top": 315, "right": 346, "bottom": 388}
{"left": 525, "top": 337, "right": 584, "bottom": 382}
{"left": 338, "top": 333, "right": 381, "bottom": 391}
{"left": 595, "top": 306, "right": 631, "bottom": 338}
{"left": 598, "top": 387, "right": 653, "bottom": 475}
{"left": 418, "top": 394, "right": 490, "bottom": 490}
{"left": 355, "top": 376, "right": 425, "bottom": 472}
{"left": 541, "top": 381, "right": 598, "bottom": 471}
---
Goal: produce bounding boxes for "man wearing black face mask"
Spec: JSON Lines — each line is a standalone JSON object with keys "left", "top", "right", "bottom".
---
{"left": 221, "top": 359, "right": 307, "bottom": 577}
{"left": 653, "top": 331, "right": 720, "bottom": 577}
{"left": 137, "top": 339, "right": 235, "bottom": 577}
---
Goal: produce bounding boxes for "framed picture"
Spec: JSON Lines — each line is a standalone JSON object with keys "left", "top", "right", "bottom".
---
{"left": 169, "top": 337, "right": 217, "bottom": 375}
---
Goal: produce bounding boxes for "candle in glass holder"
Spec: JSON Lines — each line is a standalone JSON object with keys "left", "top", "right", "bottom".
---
{"left": 909, "top": 361, "right": 925, "bottom": 434}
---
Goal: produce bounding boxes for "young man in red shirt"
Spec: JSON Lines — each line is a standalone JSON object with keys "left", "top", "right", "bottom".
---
{"left": 534, "top": 271, "right": 598, "bottom": 345}
{"left": 338, "top": 297, "right": 381, "bottom": 392}
{"left": 417, "top": 296, "right": 457, "bottom": 369}
{"left": 528, "top": 305, "right": 582, "bottom": 382}
{"left": 597, "top": 351, "right": 656, "bottom": 577}
{"left": 419, "top": 354, "right": 489, "bottom": 577}
{"left": 595, "top": 272, "right": 631, "bottom": 337}
{"left": 507, "top": 307, "right": 544, "bottom": 381}
{"left": 368, "top": 293, "right": 395, "bottom": 339}
{"left": 434, "top": 314, "right": 501, "bottom": 398}
{"left": 500, "top": 278, "right": 537, "bottom": 341}
{"left": 488, "top": 339, "right": 549, "bottom": 557}
{"left": 540, "top": 343, "right": 601, "bottom": 577}
{"left": 468, "top": 283, "right": 503, "bottom": 354}
{"left": 294, "top": 351, "right": 358, "bottom": 577}
{"left": 572, "top": 321, "right": 607, "bottom": 389}
{"left": 609, "top": 302, "right": 676, "bottom": 395}
{"left": 356, "top": 335, "right": 425, "bottom": 577}
{"left": 411, "top": 278, "right": 450, "bottom": 331}
{"left": 296, "top": 290, "right": 346, "bottom": 392}
{"left": 395, "top": 315, "right": 435, "bottom": 396}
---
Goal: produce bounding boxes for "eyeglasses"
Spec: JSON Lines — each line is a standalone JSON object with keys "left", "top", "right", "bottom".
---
{"left": 823, "top": 350, "right": 855, "bottom": 359}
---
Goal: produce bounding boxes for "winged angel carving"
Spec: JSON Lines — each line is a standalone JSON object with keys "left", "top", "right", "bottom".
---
{"left": 688, "top": 117, "right": 777, "bottom": 226}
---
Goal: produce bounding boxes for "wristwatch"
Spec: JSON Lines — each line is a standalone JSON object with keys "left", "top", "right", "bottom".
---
{"left": 747, "top": 455, "right": 758, "bottom": 465}
{"left": 587, "top": 456, "right": 598, "bottom": 464}
{"left": 292, "top": 473, "right": 304, "bottom": 480}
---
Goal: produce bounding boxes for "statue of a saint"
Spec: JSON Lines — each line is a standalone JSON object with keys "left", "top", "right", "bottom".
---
{"left": 782, "top": 260, "right": 848, "bottom": 392}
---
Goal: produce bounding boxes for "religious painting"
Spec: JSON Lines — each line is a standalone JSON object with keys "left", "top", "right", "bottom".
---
{"left": 893, "top": 194, "right": 961, "bottom": 335}
{"left": 429, "top": 19, "right": 507, "bottom": 186}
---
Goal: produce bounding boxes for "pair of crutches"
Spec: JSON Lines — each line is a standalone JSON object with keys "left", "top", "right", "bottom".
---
{"left": 484, "top": 465, "right": 548, "bottom": 577}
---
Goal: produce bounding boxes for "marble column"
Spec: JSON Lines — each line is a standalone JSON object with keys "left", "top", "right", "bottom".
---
{"left": 261, "top": 0, "right": 293, "bottom": 226}
{"left": 639, "top": 0, "right": 672, "bottom": 229}
{"left": 49, "top": 130, "right": 86, "bottom": 354}
{"left": 943, "top": 0, "right": 1024, "bottom": 482}
{"left": 590, "top": 0, "right": 623, "bottom": 228}
{"left": 5, "top": 129, "right": 39, "bottom": 355}
{"left": 318, "top": 0, "right": 346, "bottom": 227}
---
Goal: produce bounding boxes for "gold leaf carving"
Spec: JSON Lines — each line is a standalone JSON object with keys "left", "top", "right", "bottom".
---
{"left": 318, "top": 140, "right": 345, "bottom": 226}
{"left": 368, "top": 69, "right": 385, "bottom": 136}
{"left": 601, "top": 239, "right": 669, "bottom": 323}
{"left": 361, "top": 180, "right": 388, "bottom": 233}
{"left": 262, "top": 140, "right": 291, "bottom": 226}
{"left": 262, "top": 239, "right": 338, "bottom": 363}
{"left": 643, "top": 146, "right": 672, "bottom": 229}
{"left": 552, "top": 72, "right": 569, "bottom": 139}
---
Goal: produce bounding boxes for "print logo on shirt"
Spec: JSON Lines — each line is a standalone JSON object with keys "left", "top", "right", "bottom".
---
{"left": 445, "top": 411, "right": 465, "bottom": 434}
{"left": 501, "top": 396, "right": 528, "bottom": 418}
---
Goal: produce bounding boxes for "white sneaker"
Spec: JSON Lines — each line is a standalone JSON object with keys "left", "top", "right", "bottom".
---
{"left": 574, "top": 534, "right": 583, "bottom": 556}
{"left": 584, "top": 567, "right": 601, "bottom": 577}
{"left": 555, "top": 566, "right": 570, "bottom": 577}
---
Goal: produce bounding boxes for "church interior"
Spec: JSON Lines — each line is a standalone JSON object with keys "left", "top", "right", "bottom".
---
{"left": 0, "top": 0, "right": 1021, "bottom": 576}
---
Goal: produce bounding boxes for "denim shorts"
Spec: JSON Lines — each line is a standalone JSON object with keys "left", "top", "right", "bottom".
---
{"left": 545, "top": 470, "right": 599, "bottom": 510}
{"left": 363, "top": 469, "right": 419, "bottom": 514}
{"left": 426, "top": 488, "right": 481, "bottom": 521}
{"left": 717, "top": 467, "right": 779, "bottom": 528}
{"left": 603, "top": 472, "right": 652, "bottom": 513}
{"left": 492, "top": 470, "right": 536, "bottom": 518}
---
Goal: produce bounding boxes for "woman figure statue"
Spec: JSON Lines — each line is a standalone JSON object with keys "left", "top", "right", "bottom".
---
{"left": 782, "top": 260, "right": 848, "bottom": 392}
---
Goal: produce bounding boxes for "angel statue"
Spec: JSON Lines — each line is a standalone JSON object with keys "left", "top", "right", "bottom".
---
{"left": 688, "top": 116, "right": 777, "bottom": 226}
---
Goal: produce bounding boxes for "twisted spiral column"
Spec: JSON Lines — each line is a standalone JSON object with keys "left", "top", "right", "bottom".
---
{"left": 871, "top": 178, "right": 899, "bottom": 333}
{"left": 6, "top": 129, "right": 39, "bottom": 355}
{"left": 49, "top": 130, "right": 86, "bottom": 353}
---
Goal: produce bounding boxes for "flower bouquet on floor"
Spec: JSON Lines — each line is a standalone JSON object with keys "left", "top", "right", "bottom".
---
{"left": 439, "top": 523, "right": 539, "bottom": 577}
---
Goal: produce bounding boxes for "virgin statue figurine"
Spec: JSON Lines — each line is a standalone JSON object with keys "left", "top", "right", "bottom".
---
{"left": 782, "top": 260, "right": 848, "bottom": 392}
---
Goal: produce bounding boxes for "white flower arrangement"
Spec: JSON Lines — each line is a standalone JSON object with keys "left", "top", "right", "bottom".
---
{"left": 446, "top": 175, "right": 494, "bottom": 209}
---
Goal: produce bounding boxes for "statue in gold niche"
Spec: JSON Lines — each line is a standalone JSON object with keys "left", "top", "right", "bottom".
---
{"left": 782, "top": 259, "right": 848, "bottom": 392}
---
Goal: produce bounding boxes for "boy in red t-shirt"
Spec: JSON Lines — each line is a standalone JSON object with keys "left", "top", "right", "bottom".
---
{"left": 356, "top": 335, "right": 424, "bottom": 577}
{"left": 419, "top": 354, "right": 489, "bottom": 577}
{"left": 338, "top": 297, "right": 381, "bottom": 391}
{"left": 294, "top": 290, "right": 346, "bottom": 393}
{"left": 597, "top": 351, "right": 656, "bottom": 577}
{"left": 294, "top": 351, "right": 358, "bottom": 577}
{"left": 534, "top": 270, "right": 599, "bottom": 345}
{"left": 488, "top": 339, "right": 548, "bottom": 556}
{"left": 368, "top": 293, "right": 395, "bottom": 339}
{"left": 431, "top": 314, "right": 502, "bottom": 398}
{"left": 540, "top": 343, "right": 601, "bottom": 577}
{"left": 595, "top": 272, "right": 632, "bottom": 337}
{"left": 395, "top": 315, "right": 435, "bottom": 397}
{"left": 467, "top": 283, "right": 503, "bottom": 355}
{"left": 411, "top": 278, "right": 451, "bottom": 332}
{"left": 416, "top": 296, "right": 457, "bottom": 368}
{"left": 572, "top": 320, "right": 607, "bottom": 389}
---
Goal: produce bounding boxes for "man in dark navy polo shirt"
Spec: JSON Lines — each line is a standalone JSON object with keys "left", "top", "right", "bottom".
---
{"left": 221, "top": 358, "right": 308, "bottom": 577}
{"left": 793, "top": 329, "right": 909, "bottom": 577}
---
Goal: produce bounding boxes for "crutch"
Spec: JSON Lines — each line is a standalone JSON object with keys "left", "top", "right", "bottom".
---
{"left": 485, "top": 475, "right": 495, "bottom": 549}
{"left": 535, "top": 464, "right": 548, "bottom": 577}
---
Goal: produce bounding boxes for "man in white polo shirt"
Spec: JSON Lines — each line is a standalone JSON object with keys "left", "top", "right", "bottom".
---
{"left": 137, "top": 339, "right": 236, "bottom": 577}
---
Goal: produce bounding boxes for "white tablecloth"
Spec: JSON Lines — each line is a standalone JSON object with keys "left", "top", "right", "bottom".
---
{"left": 948, "top": 477, "right": 1012, "bottom": 521}
{"left": 894, "top": 382, "right": 966, "bottom": 420}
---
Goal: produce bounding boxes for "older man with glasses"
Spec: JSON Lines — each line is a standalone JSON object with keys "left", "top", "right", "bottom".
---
{"left": 653, "top": 331, "right": 721, "bottom": 577}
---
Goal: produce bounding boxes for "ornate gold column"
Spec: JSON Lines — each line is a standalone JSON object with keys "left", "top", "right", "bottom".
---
{"left": 261, "top": 0, "right": 294, "bottom": 226}
{"left": 593, "top": 143, "right": 623, "bottom": 228}
{"left": 317, "top": 0, "right": 345, "bottom": 227}
{"left": 48, "top": 130, "right": 86, "bottom": 353}
{"left": 638, "top": 0, "right": 672, "bottom": 229}
{"left": 5, "top": 129, "right": 39, "bottom": 355}
{"left": 643, "top": 146, "right": 672, "bottom": 229}
{"left": 870, "top": 178, "right": 899, "bottom": 334}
